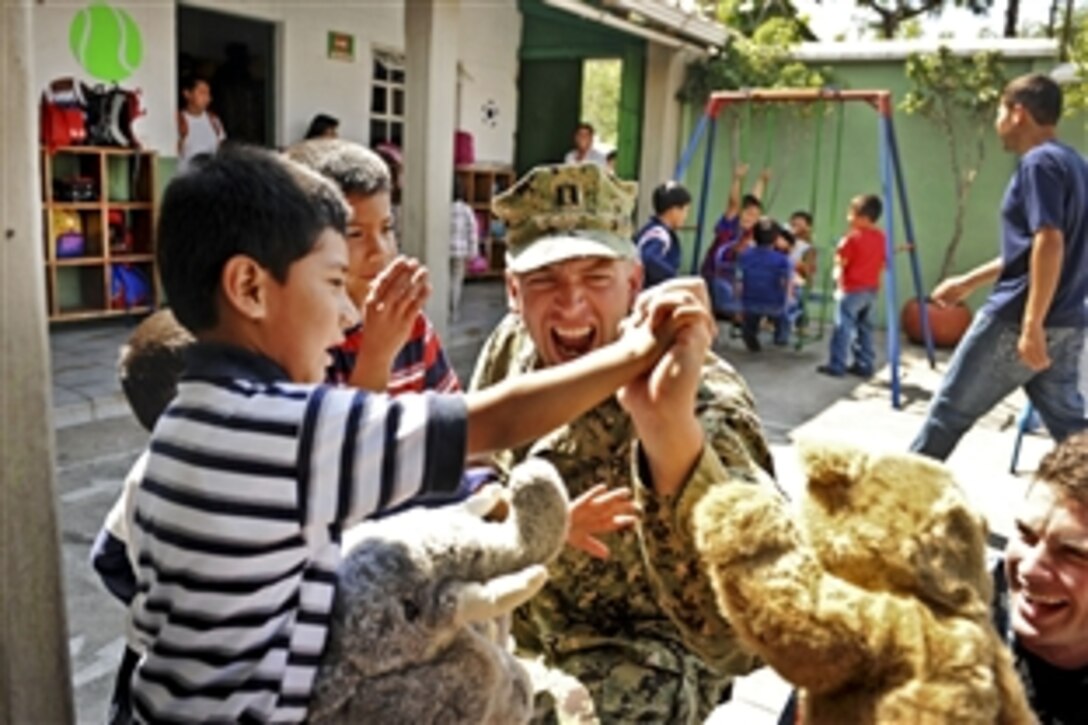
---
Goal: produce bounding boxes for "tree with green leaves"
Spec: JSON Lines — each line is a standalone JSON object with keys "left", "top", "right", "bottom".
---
{"left": 900, "top": 47, "right": 1006, "bottom": 279}
{"left": 679, "top": 14, "right": 827, "bottom": 104}
{"left": 848, "top": 0, "right": 996, "bottom": 38}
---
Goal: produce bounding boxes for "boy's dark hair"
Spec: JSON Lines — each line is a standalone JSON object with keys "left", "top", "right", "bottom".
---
{"left": 1003, "top": 73, "right": 1062, "bottom": 127}
{"left": 157, "top": 146, "right": 350, "bottom": 332}
{"left": 752, "top": 217, "right": 783, "bottom": 247}
{"left": 1036, "top": 431, "right": 1088, "bottom": 507}
{"left": 741, "top": 194, "right": 763, "bottom": 211}
{"left": 790, "top": 210, "right": 813, "bottom": 226}
{"left": 576, "top": 121, "right": 595, "bottom": 135}
{"left": 606, "top": 149, "right": 618, "bottom": 163}
{"left": 118, "top": 310, "right": 194, "bottom": 431}
{"left": 852, "top": 194, "right": 883, "bottom": 223}
{"left": 652, "top": 181, "right": 692, "bottom": 215}
{"left": 285, "top": 139, "right": 391, "bottom": 198}
{"left": 304, "top": 113, "right": 340, "bottom": 140}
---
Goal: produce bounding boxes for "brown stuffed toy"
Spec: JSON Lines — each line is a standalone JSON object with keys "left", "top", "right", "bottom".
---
{"left": 694, "top": 441, "right": 1036, "bottom": 724}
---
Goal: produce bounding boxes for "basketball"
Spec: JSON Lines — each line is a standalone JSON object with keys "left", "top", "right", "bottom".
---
{"left": 69, "top": 2, "right": 143, "bottom": 82}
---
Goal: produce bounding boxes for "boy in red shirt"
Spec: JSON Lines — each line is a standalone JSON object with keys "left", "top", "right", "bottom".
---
{"left": 817, "top": 194, "right": 887, "bottom": 377}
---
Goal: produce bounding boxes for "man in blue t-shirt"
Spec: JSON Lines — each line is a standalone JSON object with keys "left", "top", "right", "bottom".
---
{"left": 635, "top": 181, "right": 692, "bottom": 287}
{"left": 912, "top": 73, "right": 1088, "bottom": 460}
{"left": 738, "top": 218, "right": 793, "bottom": 351}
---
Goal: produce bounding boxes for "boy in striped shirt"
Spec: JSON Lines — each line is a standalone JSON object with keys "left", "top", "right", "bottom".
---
{"left": 129, "top": 146, "right": 709, "bottom": 722}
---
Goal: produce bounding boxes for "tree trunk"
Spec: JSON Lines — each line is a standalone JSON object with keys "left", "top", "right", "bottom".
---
{"left": 1004, "top": 0, "right": 1021, "bottom": 37}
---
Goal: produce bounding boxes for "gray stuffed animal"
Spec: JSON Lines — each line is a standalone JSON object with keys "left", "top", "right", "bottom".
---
{"left": 309, "top": 458, "right": 570, "bottom": 724}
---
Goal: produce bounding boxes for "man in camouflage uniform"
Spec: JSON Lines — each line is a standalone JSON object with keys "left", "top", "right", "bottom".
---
{"left": 469, "top": 163, "right": 777, "bottom": 723}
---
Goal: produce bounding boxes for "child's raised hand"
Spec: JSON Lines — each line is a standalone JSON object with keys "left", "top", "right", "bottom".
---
{"left": 734, "top": 163, "right": 750, "bottom": 179}
{"left": 349, "top": 256, "right": 430, "bottom": 391}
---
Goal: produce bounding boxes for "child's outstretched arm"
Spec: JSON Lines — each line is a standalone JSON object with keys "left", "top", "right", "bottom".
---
{"left": 724, "top": 163, "right": 748, "bottom": 219}
{"left": 463, "top": 288, "right": 712, "bottom": 456}
{"left": 751, "top": 167, "right": 771, "bottom": 203}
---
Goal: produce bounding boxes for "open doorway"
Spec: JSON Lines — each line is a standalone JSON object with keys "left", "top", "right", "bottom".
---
{"left": 177, "top": 5, "right": 275, "bottom": 147}
{"left": 580, "top": 58, "right": 622, "bottom": 153}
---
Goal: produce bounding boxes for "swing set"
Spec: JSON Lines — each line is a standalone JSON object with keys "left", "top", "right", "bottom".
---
{"left": 675, "top": 88, "right": 937, "bottom": 409}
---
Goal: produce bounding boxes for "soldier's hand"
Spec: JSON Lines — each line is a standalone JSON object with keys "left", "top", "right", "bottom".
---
{"left": 567, "top": 484, "right": 640, "bottom": 559}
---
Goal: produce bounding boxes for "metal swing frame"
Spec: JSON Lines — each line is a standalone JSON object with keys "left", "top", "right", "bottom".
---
{"left": 675, "top": 88, "right": 937, "bottom": 409}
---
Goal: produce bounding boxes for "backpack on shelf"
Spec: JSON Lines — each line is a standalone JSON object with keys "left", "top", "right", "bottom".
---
{"left": 110, "top": 264, "right": 151, "bottom": 310}
{"left": 83, "top": 83, "right": 145, "bottom": 148}
{"left": 40, "top": 77, "right": 87, "bottom": 152}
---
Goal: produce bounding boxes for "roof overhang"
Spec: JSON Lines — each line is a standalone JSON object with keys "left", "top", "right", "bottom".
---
{"left": 541, "top": 0, "right": 729, "bottom": 54}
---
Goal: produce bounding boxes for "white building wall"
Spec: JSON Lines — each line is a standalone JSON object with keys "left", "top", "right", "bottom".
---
{"left": 32, "top": 1, "right": 177, "bottom": 155}
{"left": 31, "top": 0, "right": 521, "bottom": 165}
{"left": 455, "top": 0, "right": 521, "bottom": 165}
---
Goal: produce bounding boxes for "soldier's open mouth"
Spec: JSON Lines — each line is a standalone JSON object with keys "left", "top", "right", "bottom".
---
{"left": 551, "top": 326, "right": 596, "bottom": 359}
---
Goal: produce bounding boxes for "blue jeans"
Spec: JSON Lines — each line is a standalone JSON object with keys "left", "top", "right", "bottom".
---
{"left": 827, "top": 290, "right": 877, "bottom": 374}
{"left": 911, "top": 312, "right": 1087, "bottom": 461}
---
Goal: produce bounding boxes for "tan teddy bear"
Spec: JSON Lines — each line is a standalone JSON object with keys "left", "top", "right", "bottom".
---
{"left": 694, "top": 441, "right": 1036, "bottom": 724}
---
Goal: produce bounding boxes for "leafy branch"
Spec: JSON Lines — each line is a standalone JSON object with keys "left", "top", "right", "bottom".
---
{"left": 900, "top": 47, "right": 1005, "bottom": 280}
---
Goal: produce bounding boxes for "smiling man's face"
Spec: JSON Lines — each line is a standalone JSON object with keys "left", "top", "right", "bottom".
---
{"left": 507, "top": 256, "right": 642, "bottom": 367}
{"left": 1005, "top": 480, "right": 1088, "bottom": 669}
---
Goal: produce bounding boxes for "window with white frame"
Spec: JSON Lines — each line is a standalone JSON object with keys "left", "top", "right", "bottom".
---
{"left": 371, "top": 49, "right": 405, "bottom": 147}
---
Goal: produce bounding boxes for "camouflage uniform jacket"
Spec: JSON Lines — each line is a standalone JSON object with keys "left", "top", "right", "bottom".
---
{"left": 470, "top": 313, "right": 777, "bottom": 723}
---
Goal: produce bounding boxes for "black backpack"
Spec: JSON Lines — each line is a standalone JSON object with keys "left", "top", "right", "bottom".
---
{"left": 82, "top": 83, "right": 144, "bottom": 148}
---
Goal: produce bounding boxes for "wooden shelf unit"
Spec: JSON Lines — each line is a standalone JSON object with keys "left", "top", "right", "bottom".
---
{"left": 454, "top": 164, "right": 515, "bottom": 279}
{"left": 41, "top": 146, "right": 158, "bottom": 322}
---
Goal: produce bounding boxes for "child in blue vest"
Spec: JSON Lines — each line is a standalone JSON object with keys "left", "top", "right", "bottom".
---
{"left": 738, "top": 217, "right": 793, "bottom": 352}
{"left": 635, "top": 181, "right": 691, "bottom": 287}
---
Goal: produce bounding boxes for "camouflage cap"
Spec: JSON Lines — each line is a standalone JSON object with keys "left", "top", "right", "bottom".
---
{"left": 492, "top": 163, "right": 639, "bottom": 273}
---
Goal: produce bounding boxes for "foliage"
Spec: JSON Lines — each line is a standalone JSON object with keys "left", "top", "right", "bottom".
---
{"left": 852, "top": 0, "right": 995, "bottom": 38}
{"left": 1060, "top": 7, "right": 1088, "bottom": 115}
{"left": 714, "top": 0, "right": 818, "bottom": 39}
{"left": 679, "top": 15, "right": 828, "bottom": 105}
{"left": 900, "top": 47, "right": 1006, "bottom": 279}
{"left": 581, "top": 59, "right": 622, "bottom": 147}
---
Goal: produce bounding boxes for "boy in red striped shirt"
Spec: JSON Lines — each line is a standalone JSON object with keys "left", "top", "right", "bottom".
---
{"left": 285, "top": 139, "right": 459, "bottom": 395}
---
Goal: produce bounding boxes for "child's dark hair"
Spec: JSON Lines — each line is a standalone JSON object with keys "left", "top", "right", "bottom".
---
{"left": 180, "top": 75, "right": 208, "bottom": 94}
{"left": 304, "top": 113, "right": 340, "bottom": 140}
{"left": 652, "top": 181, "right": 692, "bottom": 215}
{"left": 742, "top": 194, "right": 763, "bottom": 211}
{"left": 285, "top": 139, "right": 391, "bottom": 197}
{"left": 852, "top": 194, "right": 883, "bottom": 223}
{"left": 790, "top": 210, "right": 813, "bottom": 226}
{"left": 118, "top": 310, "right": 194, "bottom": 431}
{"left": 157, "top": 146, "right": 350, "bottom": 332}
{"left": 606, "top": 150, "right": 618, "bottom": 163}
{"left": 1003, "top": 73, "right": 1062, "bottom": 127}
{"left": 752, "top": 217, "right": 783, "bottom": 247}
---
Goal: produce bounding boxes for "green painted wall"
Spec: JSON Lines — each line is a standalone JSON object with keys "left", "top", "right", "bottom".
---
{"left": 677, "top": 54, "right": 1087, "bottom": 324}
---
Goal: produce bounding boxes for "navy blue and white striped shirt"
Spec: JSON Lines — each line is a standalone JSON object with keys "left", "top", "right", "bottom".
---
{"left": 128, "top": 343, "right": 466, "bottom": 723}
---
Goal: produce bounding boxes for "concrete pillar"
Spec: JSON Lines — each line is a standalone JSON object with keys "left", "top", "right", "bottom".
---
{"left": 0, "top": 2, "right": 75, "bottom": 723}
{"left": 637, "top": 43, "right": 696, "bottom": 213}
{"left": 403, "top": 0, "right": 459, "bottom": 339}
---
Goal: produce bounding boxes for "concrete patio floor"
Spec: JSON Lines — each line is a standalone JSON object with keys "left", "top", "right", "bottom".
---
{"left": 51, "top": 279, "right": 1056, "bottom": 723}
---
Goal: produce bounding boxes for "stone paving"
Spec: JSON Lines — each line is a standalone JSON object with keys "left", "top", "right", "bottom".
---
{"left": 50, "top": 279, "right": 1057, "bottom": 723}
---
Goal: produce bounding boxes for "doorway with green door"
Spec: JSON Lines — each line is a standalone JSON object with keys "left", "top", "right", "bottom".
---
{"left": 514, "top": 0, "right": 645, "bottom": 179}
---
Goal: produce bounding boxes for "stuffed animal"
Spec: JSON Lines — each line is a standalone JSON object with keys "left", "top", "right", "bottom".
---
{"left": 693, "top": 441, "right": 1036, "bottom": 725}
{"left": 309, "top": 458, "right": 570, "bottom": 724}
